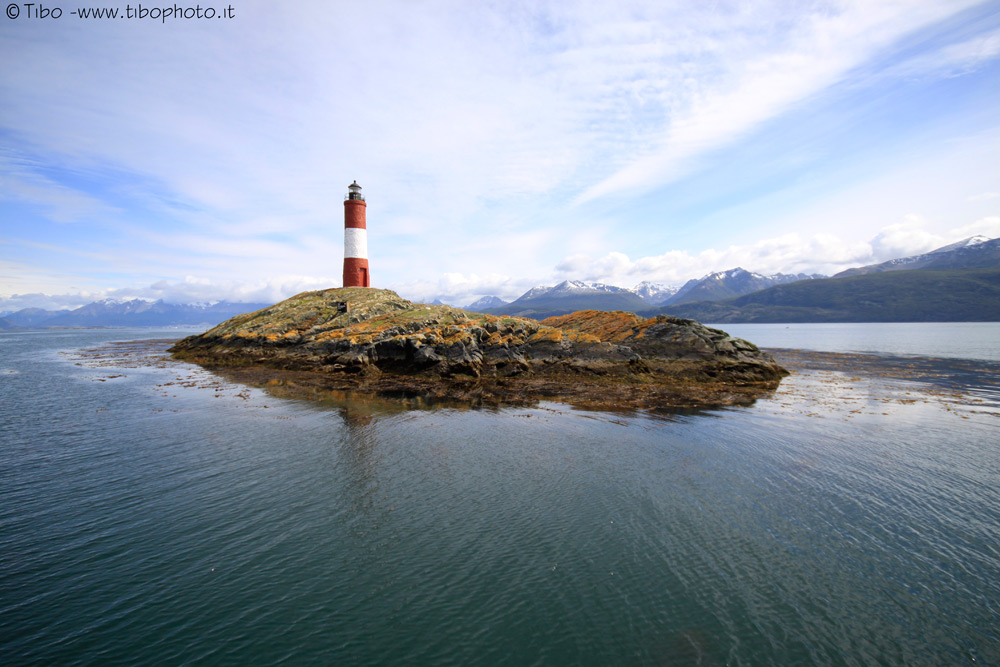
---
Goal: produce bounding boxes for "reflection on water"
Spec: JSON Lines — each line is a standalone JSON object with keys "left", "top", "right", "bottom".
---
{"left": 338, "top": 395, "right": 388, "bottom": 512}
{"left": 211, "top": 365, "right": 750, "bottom": 422}
{"left": 227, "top": 371, "right": 485, "bottom": 414}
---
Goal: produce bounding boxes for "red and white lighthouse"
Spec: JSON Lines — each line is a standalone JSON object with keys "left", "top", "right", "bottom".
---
{"left": 343, "top": 180, "right": 370, "bottom": 287}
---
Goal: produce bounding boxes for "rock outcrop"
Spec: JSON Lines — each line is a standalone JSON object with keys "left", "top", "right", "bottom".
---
{"left": 169, "top": 287, "right": 787, "bottom": 409}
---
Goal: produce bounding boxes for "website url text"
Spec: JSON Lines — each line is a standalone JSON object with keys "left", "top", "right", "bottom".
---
{"left": 6, "top": 3, "right": 236, "bottom": 22}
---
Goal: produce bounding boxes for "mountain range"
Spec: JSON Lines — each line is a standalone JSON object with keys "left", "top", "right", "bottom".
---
{"left": 476, "top": 271, "right": 824, "bottom": 319}
{"left": 4, "top": 236, "right": 996, "bottom": 329}
{"left": 658, "top": 268, "right": 1000, "bottom": 322}
{"left": 657, "top": 237, "right": 1000, "bottom": 322}
{"left": 465, "top": 295, "right": 509, "bottom": 310}
{"left": 482, "top": 280, "right": 652, "bottom": 319}
{"left": 666, "top": 269, "right": 823, "bottom": 305}
{"left": 632, "top": 281, "right": 679, "bottom": 305}
{"left": 832, "top": 235, "right": 997, "bottom": 276}
{"left": 470, "top": 236, "right": 998, "bottom": 321}
{"left": 0, "top": 299, "right": 270, "bottom": 329}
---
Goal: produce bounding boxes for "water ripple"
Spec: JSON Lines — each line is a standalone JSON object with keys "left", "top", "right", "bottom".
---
{"left": 1, "top": 330, "right": 998, "bottom": 665}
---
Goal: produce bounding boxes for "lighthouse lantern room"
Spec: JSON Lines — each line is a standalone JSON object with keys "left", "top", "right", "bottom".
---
{"left": 343, "top": 180, "right": 370, "bottom": 288}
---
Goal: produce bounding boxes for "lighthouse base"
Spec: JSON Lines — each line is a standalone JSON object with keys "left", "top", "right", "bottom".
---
{"left": 343, "top": 258, "right": 370, "bottom": 288}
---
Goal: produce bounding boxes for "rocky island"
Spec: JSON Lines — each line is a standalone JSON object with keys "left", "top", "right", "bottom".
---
{"left": 169, "top": 287, "right": 787, "bottom": 410}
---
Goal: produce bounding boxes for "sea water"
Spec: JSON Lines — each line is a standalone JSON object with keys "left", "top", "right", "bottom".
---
{"left": 714, "top": 321, "right": 1000, "bottom": 361}
{"left": 1, "top": 325, "right": 998, "bottom": 666}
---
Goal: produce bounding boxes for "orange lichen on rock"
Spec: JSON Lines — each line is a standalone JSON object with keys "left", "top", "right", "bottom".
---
{"left": 314, "top": 329, "right": 347, "bottom": 342}
{"left": 527, "top": 327, "right": 565, "bottom": 343}
{"left": 170, "top": 287, "right": 787, "bottom": 409}
{"left": 542, "top": 310, "right": 644, "bottom": 342}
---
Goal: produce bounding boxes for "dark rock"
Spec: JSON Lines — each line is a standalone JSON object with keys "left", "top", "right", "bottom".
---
{"left": 169, "top": 289, "right": 787, "bottom": 409}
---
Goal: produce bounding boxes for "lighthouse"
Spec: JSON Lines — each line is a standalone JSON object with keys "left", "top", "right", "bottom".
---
{"left": 343, "top": 180, "right": 370, "bottom": 287}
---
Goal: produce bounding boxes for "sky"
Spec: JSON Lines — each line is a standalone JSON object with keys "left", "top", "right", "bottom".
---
{"left": 1, "top": 0, "right": 999, "bottom": 310}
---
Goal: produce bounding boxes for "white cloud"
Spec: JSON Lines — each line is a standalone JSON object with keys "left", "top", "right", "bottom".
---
{"left": 0, "top": 254, "right": 109, "bottom": 301}
{"left": 400, "top": 214, "right": 996, "bottom": 302}
{"left": 121, "top": 275, "right": 338, "bottom": 305}
{"left": 389, "top": 272, "right": 539, "bottom": 307}
{"left": 951, "top": 216, "right": 1000, "bottom": 239}
{"left": 886, "top": 27, "right": 1000, "bottom": 81}
{"left": 0, "top": 152, "right": 121, "bottom": 223}
{"left": 574, "top": 0, "right": 987, "bottom": 204}
{"left": 0, "top": 291, "right": 102, "bottom": 312}
{"left": 3, "top": 0, "right": 985, "bottom": 222}
{"left": 868, "top": 216, "right": 943, "bottom": 261}
{"left": 547, "top": 219, "right": 977, "bottom": 287}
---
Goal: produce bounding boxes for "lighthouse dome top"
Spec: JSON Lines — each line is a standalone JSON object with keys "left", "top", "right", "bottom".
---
{"left": 346, "top": 180, "right": 365, "bottom": 201}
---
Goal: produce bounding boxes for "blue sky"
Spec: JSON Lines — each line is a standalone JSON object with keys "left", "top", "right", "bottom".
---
{"left": 2, "top": 0, "right": 998, "bottom": 310}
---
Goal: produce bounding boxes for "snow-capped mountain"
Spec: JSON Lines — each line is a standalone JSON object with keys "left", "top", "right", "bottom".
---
{"left": 658, "top": 239, "right": 1000, "bottom": 322}
{"left": 481, "top": 273, "right": 820, "bottom": 318}
{"left": 486, "top": 280, "right": 650, "bottom": 319}
{"left": 665, "top": 269, "right": 824, "bottom": 306}
{"left": 465, "top": 295, "right": 509, "bottom": 311}
{"left": 70, "top": 298, "right": 160, "bottom": 318}
{"left": 834, "top": 236, "right": 999, "bottom": 277}
{"left": 544, "top": 280, "right": 637, "bottom": 297}
{"left": 517, "top": 285, "right": 555, "bottom": 300}
{"left": 929, "top": 235, "right": 991, "bottom": 253}
{"left": 633, "top": 281, "right": 679, "bottom": 305}
{"left": 94, "top": 296, "right": 157, "bottom": 305}
{"left": 4, "top": 299, "right": 270, "bottom": 328}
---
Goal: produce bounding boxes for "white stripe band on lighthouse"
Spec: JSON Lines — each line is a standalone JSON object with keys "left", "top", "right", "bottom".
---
{"left": 344, "top": 227, "right": 368, "bottom": 259}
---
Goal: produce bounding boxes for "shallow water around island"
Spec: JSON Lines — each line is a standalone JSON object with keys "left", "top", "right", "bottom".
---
{"left": 1, "top": 324, "right": 998, "bottom": 666}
